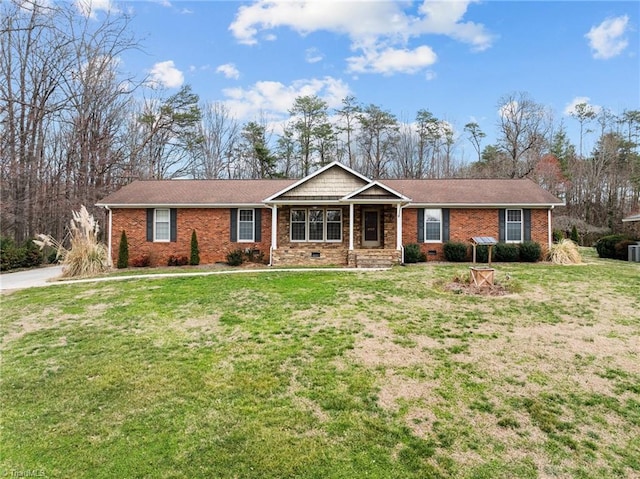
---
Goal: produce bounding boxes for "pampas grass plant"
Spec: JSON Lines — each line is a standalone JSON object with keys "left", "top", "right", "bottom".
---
{"left": 34, "top": 205, "right": 110, "bottom": 278}
{"left": 548, "top": 239, "right": 582, "bottom": 265}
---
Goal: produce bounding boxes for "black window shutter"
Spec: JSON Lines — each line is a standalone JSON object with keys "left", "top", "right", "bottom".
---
{"left": 146, "top": 209, "right": 154, "bottom": 242}
{"left": 254, "top": 208, "right": 261, "bottom": 242}
{"left": 170, "top": 208, "right": 177, "bottom": 242}
{"left": 442, "top": 209, "right": 450, "bottom": 242}
{"left": 417, "top": 209, "right": 425, "bottom": 242}
{"left": 523, "top": 209, "right": 531, "bottom": 241}
{"left": 230, "top": 209, "right": 238, "bottom": 242}
{"left": 498, "top": 209, "right": 506, "bottom": 242}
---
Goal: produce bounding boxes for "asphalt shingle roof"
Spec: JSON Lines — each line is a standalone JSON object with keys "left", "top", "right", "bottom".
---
{"left": 97, "top": 177, "right": 562, "bottom": 207}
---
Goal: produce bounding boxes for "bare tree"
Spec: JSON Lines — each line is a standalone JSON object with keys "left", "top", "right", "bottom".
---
{"left": 193, "top": 101, "right": 239, "bottom": 179}
{"left": 496, "top": 92, "right": 551, "bottom": 178}
{"left": 356, "top": 104, "right": 399, "bottom": 178}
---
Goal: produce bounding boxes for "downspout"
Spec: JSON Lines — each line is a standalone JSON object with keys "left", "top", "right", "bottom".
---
{"left": 548, "top": 206, "right": 553, "bottom": 249}
{"left": 105, "top": 206, "right": 113, "bottom": 267}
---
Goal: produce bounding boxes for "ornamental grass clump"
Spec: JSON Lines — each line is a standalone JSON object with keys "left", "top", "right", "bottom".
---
{"left": 34, "top": 205, "right": 110, "bottom": 278}
{"left": 547, "top": 239, "right": 582, "bottom": 265}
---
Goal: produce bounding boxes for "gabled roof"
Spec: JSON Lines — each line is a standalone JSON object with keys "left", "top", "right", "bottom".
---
{"left": 342, "top": 181, "right": 410, "bottom": 203}
{"left": 97, "top": 164, "right": 563, "bottom": 208}
{"left": 264, "top": 162, "right": 370, "bottom": 203}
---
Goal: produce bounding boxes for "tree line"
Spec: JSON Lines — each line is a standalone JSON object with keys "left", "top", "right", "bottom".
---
{"left": 2, "top": 0, "right": 639, "bottom": 245}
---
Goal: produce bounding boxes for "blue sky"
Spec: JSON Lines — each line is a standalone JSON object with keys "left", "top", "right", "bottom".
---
{"left": 89, "top": 0, "right": 639, "bottom": 159}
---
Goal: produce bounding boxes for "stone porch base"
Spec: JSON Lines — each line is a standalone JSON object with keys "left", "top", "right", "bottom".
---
{"left": 271, "top": 248, "right": 401, "bottom": 267}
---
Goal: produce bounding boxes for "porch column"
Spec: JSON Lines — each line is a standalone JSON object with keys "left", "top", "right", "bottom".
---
{"left": 271, "top": 205, "right": 278, "bottom": 250}
{"left": 396, "top": 203, "right": 402, "bottom": 250}
{"left": 349, "top": 203, "right": 354, "bottom": 250}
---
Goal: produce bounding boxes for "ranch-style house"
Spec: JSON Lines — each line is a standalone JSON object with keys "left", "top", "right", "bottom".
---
{"left": 96, "top": 161, "right": 564, "bottom": 267}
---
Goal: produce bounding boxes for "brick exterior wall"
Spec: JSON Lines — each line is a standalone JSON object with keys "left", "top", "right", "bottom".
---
{"left": 402, "top": 207, "right": 550, "bottom": 261}
{"left": 110, "top": 205, "right": 551, "bottom": 266}
{"left": 111, "top": 208, "right": 272, "bottom": 267}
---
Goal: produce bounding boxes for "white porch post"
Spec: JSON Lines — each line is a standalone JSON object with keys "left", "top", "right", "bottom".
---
{"left": 548, "top": 208, "right": 552, "bottom": 249}
{"left": 396, "top": 203, "right": 402, "bottom": 250}
{"left": 349, "top": 203, "right": 354, "bottom": 250}
{"left": 271, "top": 205, "right": 278, "bottom": 250}
{"left": 106, "top": 206, "right": 113, "bottom": 267}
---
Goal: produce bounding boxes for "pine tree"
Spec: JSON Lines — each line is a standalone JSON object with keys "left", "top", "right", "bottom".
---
{"left": 117, "top": 230, "right": 129, "bottom": 268}
{"left": 190, "top": 230, "right": 200, "bottom": 266}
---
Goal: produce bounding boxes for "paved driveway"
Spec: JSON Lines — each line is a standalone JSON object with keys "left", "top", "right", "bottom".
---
{"left": 0, "top": 266, "right": 64, "bottom": 292}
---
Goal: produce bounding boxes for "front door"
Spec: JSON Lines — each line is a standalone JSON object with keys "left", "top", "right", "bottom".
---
{"left": 362, "top": 209, "right": 381, "bottom": 247}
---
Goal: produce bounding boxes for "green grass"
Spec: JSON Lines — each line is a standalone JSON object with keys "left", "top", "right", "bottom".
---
{"left": 1, "top": 257, "right": 639, "bottom": 478}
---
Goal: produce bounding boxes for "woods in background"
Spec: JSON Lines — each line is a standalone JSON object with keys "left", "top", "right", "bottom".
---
{"left": 2, "top": 0, "right": 639, "bottom": 245}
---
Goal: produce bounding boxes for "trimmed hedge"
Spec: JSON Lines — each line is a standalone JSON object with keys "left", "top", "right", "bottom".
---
{"left": 444, "top": 242, "right": 468, "bottom": 262}
{"left": 0, "top": 237, "right": 43, "bottom": 271}
{"left": 494, "top": 243, "right": 519, "bottom": 262}
{"left": 519, "top": 241, "right": 542, "bottom": 262}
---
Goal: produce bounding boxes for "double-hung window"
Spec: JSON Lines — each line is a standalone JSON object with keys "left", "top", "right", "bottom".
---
{"left": 424, "top": 209, "right": 442, "bottom": 242}
{"left": 506, "top": 209, "right": 523, "bottom": 242}
{"left": 154, "top": 209, "right": 170, "bottom": 242}
{"left": 238, "top": 209, "right": 255, "bottom": 242}
{"left": 291, "top": 209, "right": 307, "bottom": 241}
{"left": 326, "top": 209, "right": 342, "bottom": 242}
{"left": 309, "top": 209, "right": 324, "bottom": 241}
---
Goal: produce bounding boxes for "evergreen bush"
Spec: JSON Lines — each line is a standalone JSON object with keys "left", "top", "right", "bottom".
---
{"left": 404, "top": 243, "right": 425, "bottom": 263}
{"left": 519, "top": 241, "right": 542, "bottom": 262}
{"left": 443, "top": 242, "right": 468, "bottom": 262}
{"left": 117, "top": 231, "right": 129, "bottom": 268}
{"left": 495, "top": 243, "right": 520, "bottom": 262}
{"left": 227, "top": 249, "right": 245, "bottom": 266}
{"left": 615, "top": 239, "right": 637, "bottom": 261}
{"left": 190, "top": 230, "right": 200, "bottom": 266}
{"left": 570, "top": 225, "right": 579, "bottom": 244}
{"left": 475, "top": 245, "right": 489, "bottom": 263}
{"left": 594, "top": 234, "right": 629, "bottom": 259}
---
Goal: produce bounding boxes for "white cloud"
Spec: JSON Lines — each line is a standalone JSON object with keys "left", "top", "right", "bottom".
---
{"left": 75, "top": 0, "right": 117, "bottom": 18}
{"left": 585, "top": 15, "right": 629, "bottom": 60}
{"left": 221, "top": 76, "right": 350, "bottom": 122}
{"left": 564, "top": 97, "right": 601, "bottom": 116}
{"left": 216, "top": 63, "right": 241, "bottom": 79}
{"left": 305, "top": 47, "right": 324, "bottom": 64}
{"left": 147, "top": 60, "right": 184, "bottom": 88}
{"left": 229, "top": 0, "right": 494, "bottom": 74}
{"left": 347, "top": 45, "right": 437, "bottom": 75}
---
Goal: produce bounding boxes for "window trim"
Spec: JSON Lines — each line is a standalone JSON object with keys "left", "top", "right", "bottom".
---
{"left": 237, "top": 208, "right": 255, "bottom": 242}
{"left": 290, "top": 208, "right": 343, "bottom": 243}
{"left": 423, "top": 208, "right": 442, "bottom": 243}
{"left": 154, "top": 208, "right": 170, "bottom": 242}
{"left": 505, "top": 208, "right": 523, "bottom": 243}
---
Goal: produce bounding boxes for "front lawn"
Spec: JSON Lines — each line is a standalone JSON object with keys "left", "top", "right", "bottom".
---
{"left": 1, "top": 257, "right": 639, "bottom": 478}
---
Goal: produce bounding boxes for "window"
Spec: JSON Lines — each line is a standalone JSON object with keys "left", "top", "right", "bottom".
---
{"left": 309, "top": 209, "right": 324, "bottom": 241}
{"left": 291, "top": 209, "right": 306, "bottom": 241}
{"left": 290, "top": 208, "right": 343, "bottom": 242}
{"left": 238, "top": 209, "right": 254, "bottom": 242}
{"left": 424, "top": 209, "right": 442, "bottom": 242}
{"left": 155, "top": 209, "right": 170, "bottom": 241}
{"left": 326, "top": 209, "right": 342, "bottom": 242}
{"left": 506, "top": 209, "right": 522, "bottom": 242}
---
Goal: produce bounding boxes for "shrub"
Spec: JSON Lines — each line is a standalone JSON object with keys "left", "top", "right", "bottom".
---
{"left": 404, "top": 243, "right": 425, "bottom": 263}
{"left": 548, "top": 239, "right": 581, "bottom": 264}
{"left": 474, "top": 245, "right": 489, "bottom": 263}
{"left": 570, "top": 225, "right": 580, "bottom": 244}
{"left": 167, "top": 255, "right": 188, "bottom": 266}
{"left": 1, "top": 237, "right": 44, "bottom": 271}
{"left": 594, "top": 234, "right": 629, "bottom": 259}
{"left": 494, "top": 243, "right": 520, "bottom": 262}
{"left": 444, "top": 242, "right": 468, "bottom": 262}
{"left": 519, "top": 241, "right": 542, "bottom": 262}
{"left": 190, "top": 230, "right": 200, "bottom": 266}
{"left": 552, "top": 229, "right": 564, "bottom": 243}
{"left": 132, "top": 255, "right": 151, "bottom": 267}
{"left": 227, "top": 249, "right": 244, "bottom": 266}
{"left": 117, "top": 231, "right": 129, "bottom": 269}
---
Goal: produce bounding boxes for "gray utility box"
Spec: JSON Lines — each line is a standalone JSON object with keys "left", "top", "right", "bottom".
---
{"left": 629, "top": 244, "right": 640, "bottom": 262}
